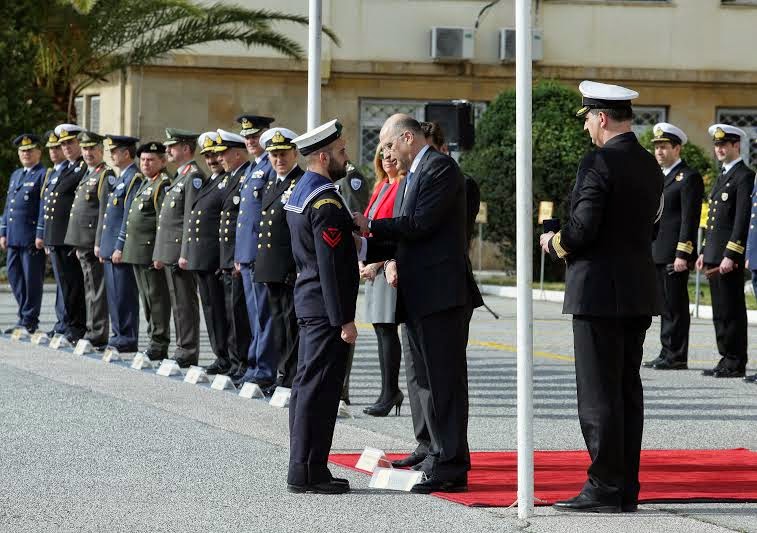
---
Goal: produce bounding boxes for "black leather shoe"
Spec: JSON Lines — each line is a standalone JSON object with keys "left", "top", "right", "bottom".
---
{"left": 652, "top": 359, "right": 688, "bottom": 370}
{"left": 553, "top": 493, "right": 621, "bottom": 513}
{"left": 172, "top": 356, "right": 196, "bottom": 369}
{"left": 391, "top": 452, "right": 427, "bottom": 468}
{"left": 744, "top": 373, "right": 757, "bottom": 383}
{"left": 287, "top": 480, "right": 350, "bottom": 494}
{"left": 702, "top": 363, "right": 724, "bottom": 376}
{"left": 205, "top": 361, "right": 230, "bottom": 374}
{"left": 144, "top": 349, "right": 166, "bottom": 361}
{"left": 622, "top": 502, "right": 638, "bottom": 513}
{"left": 410, "top": 476, "right": 467, "bottom": 494}
{"left": 642, "top": 356, "right": 665, "bottom": 368}
{"left": 3, "top": 327, "right": 17, "bottom": 335}
{"left": 713, "top": 368, "right": 746, "bottom": 378}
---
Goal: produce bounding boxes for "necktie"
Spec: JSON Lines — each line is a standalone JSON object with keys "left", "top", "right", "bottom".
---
{"left": 405, "top": 171, "right": 414, "bottom": 188}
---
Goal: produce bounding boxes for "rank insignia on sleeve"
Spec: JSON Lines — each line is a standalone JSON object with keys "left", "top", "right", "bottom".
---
{"left": 322, "top": 227, "right": 342, "bottom": 248}
{"left": 313, "top": 198, "right": 342, "bottom": 210}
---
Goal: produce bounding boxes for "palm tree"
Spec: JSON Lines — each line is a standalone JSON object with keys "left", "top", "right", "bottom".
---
{"left": 34, "top": 0, "right": 338, "bottom": 120}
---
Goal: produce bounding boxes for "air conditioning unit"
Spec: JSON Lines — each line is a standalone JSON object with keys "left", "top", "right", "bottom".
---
{"left": 499, "top": 28, "right": 543, "bottom": 62}
{"left": 430, "top": 27, "right": 475, "bottom": 62}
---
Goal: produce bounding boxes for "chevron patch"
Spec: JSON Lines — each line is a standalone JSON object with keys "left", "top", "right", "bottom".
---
{"left": 322, "top": 227, "right": 342, "bottom": 248}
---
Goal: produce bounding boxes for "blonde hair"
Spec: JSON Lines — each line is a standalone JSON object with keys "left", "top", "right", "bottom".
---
{"left": 372, "top": 144, "right": 404, "bottom": 193}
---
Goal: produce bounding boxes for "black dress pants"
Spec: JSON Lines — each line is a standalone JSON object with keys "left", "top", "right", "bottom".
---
{"left": 268, "top": 282, "right": 299, "bottom": 387}
{"left": 707, "top": 265, "right": 748, "bottom": 370}
{"left": 50, "top": 245, "right": 86, "bottom": 339}
{"left": 572, "top": 315, "right": 652, "bottom": 506}
{"left": 194, "top": 270, "right": 228, "bottom": 366}
{"left": 222, "top": 269, "right": 251, "bottom": 373}
{"left": 655, "top": 265, "right": 690, "bottom": 363}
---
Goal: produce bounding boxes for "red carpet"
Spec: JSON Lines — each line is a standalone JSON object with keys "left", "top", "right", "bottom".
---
{"left": 329, "top": 449, "right": 757, "bottom": 507}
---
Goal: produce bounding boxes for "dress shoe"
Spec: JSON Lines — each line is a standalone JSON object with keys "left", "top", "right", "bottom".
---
{"left": 553, "top": 493, "right": 621, "bottom": 513}
{"left": 287, "top": 480, "right": 350, "bottom": 494}
{"left": 713, "top": 367, "right": 746, "bottom": 378}
{"left": 642, "top": 355, "right": 665, "bottom": 368}
{"left": 115, "top": 345, "right": 139, "bottom": 354}
{"left": 652, "top": 359, "right": 688, "bottom": 370}
{"left": 391, "top": 452, "right": 427, "bottom": 468}
{"left": 410, "top": 476, "right": 467, "bottom": 494}
{"left": 92, "top": 344, "right": 108, "bottom": 352}
{"left": 364, "top": 391, "right": 404, "bottom": 417}
{"left": 143, "top": 349, "right": 166, "bottom": 361}
{"left": 744, "top": 373, "right": 757, "bottom": 383}
{"left": 622, "top": 502, "right": 638, "bottom": 513}
{"left": 171, "top": 356, "right": 196, "bottom": 369}
{"left": 702, "top": 360, "right": 724, "bottom": 376}
{"left": 262, "top": 383, "right": 278, "bottom": 397}
{"left": 205, "top": 361, "right": 230, "bottom": 374}
{"left": 3, "top": 326, "right": 18, "bottom": 335}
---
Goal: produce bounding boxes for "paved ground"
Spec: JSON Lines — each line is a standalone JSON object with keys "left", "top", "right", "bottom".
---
{"left": 0, "top": 290, "right": 756, "bottom": 532}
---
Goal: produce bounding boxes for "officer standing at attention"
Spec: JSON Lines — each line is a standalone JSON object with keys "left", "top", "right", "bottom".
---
{"left": 254, "top": 127, "right": 304, "bottom": 391}
{"left": 154, "top": 129, "right": 202, "bottom": 367}
{"left": 540, "top": 81, "right": 663, "bottom": 513}
{"left": 643, "top": 123, "right": 703, "bottom": 371}
{"left": 213, "top": 132, "right": 252, "bottom": 384}
{"left": 64, "top": 131, "right": 114, "bottom": 350}
{"left": 0, "top": 134, "right": 47, "bottom": 334}
{"left": 696, "top": 124, "right": 753, "bottom": 379}
{"left": 117, "top": 142, "right": 172, "bottom": 361}
{"left": 233, "top": 115, "right": 276, "bottom": 389}
{"left": 44, "top": 124, "right": 87, "bottom": 344}
{"left": 283, "top": 119, "right": 359, "bottom": 494}
{"left": 37, "top": 131, "right": 69, "bottom": 337}
{"left": 179, "top": 132, "right": 230, "bottom": 375}
{"left": 95, "top": 135, "right": 142, "bottom": 353}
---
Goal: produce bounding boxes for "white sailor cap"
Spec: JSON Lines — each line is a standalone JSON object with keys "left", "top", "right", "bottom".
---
{"left": 260, "top": 127, "right": 299, "bottom": 152}
{"left": 198, "top": 131, "right": 218, "bottom": 154}
{"left": 214, "top": 129, "right": 246, "bottom": 152}
{"left": 576, "top": 80, "right": 639, "bottom": 117}
{"left": 652, "top": 122, "right": 687, "bottom": 146}
{"left": 54, "top": 123, "right": 84, "bottom": 142}
{"left": 708, "top": 124, "right": 746, "bottom": 144}
{"left": 292, "top": 119, "right": 343, "bottom": 156}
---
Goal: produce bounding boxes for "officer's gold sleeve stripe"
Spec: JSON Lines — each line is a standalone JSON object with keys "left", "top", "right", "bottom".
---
{"left": 676, "top": 241, "right": 694, "bottom": 254}
{"left": 552, "top": 231, "right": 568, "bottom": 259}
{"left": 726, "top": 241, "right": 745, "bottom": 254}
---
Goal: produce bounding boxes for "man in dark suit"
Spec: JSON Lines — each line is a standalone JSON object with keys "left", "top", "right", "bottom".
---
{"left": 540, "top": 81, "right": 663, "bottom": 513}
{"left": 353, "top": 114, "right": 482, "bottom": 494}
{"left": 43, "top": 124, "right": 88, "bottom": 344}
{"left": 1, "top": 134, "right": 47, "bottom": 334}
{"left": 643, "top": 123, "right": 703, "bottom": 371}
{"left": 696, "top": 124, "right": 753, "bottom": 379}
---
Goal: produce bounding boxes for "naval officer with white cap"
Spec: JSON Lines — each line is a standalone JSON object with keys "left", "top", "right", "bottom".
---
{"left": 540, "top": 80, "right": 664, "bottom": 513}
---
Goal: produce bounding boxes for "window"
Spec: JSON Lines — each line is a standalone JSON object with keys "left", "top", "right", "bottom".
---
{"left": 716, "top": 108, "right": 757, "bottom": 166}
{"left": 632, "top": 105, "right": 667, "bottom": 138}
{"left": 73, "top": 94, "right": 101, "bottom": 132}
{"left": 358, "top": 99, "right": 489, "bottom": 165}
{"left": 74, "top": 97, "right": 85, "bottom": 127}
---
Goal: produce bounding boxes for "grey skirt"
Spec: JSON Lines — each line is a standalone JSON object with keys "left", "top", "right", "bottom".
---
{"left": 364, "top": 264, "right": 397, "bottom": 324}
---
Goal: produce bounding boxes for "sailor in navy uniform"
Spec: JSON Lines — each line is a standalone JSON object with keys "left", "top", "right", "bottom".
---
{"left": 44, "top": 123, "right": 87, "bottom": 343}
{"left": 643, "top": 123, "right": 704, "bottom": 370}
{"left": 284, "top": 120, "right": 359, "bottom": 494}
{"left": 0, "top": 134, "right": 47, "bottom": 334}
{"left": 696, "top": 124, "right": 754, "bottom": 379}
{"left": 37, "top": 131, "right": 69, "bottom": 336}
{"left": 94, "top": 134, "right": 142, "bottom": 353}
{"left": 233, "top": 115, "right": 276, "bottom": 389}
{"left": 253, "top": 127, "right": 304, "bottom": 391}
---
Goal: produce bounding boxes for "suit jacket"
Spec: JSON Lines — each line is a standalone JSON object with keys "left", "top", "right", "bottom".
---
{"left": 183, "top": 172, "right": 226, "bottom": 271}
{"left": 65, "top": 162, "right": 115, "bottom": 249}
{"left": 366, "top": 147, "right": 482, "bottom": 322}
{"left": 464, "top": 175, "right": 481, "bottom": 250}
{"left": 122, "top": 172, "right": 170, "bottom": 265}
{"left": 254, "top": 165, "right": 305, "bottom": 284}
{"left": 42, "top": 157, "right": 87, "bottom": 246}
{"left": 702, "top": 160, "right": 754, "bottom": 265}
{"left": 153, "top": 161, "right": 203, "bottom": 264}
{"left": 651, "top": 161, "right": 704, "bottom": 264}
{"left": 0, "top": 163, "right": 45, "bottom": 247}
{"left": 234, "top": 155, "right": 275, "bottom": 264}
{"left": 97, "top": 163, "right": 142, "bottom": 259}
{"left": 219, "top": 170, "right": 242, "bottom": 270}
{"left": 547, "top": 132, "right": 663, "bottom": 317}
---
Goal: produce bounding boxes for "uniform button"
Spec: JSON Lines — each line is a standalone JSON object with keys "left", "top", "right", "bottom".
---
{"left": 195, "top": 220, "right": 200, "bottom": 225}
{"left": 147, "top": 240, "right": 151, "bottom": 245}
{"left": 226, "top": 220, "right": 230, "bottom": 225}
{"left": 198, "top": 210, "right": 202, "bottom": 215}
{"left": 259, "top": 221, "right": 264, "bottom": 226}
{"left": 103, "top": 225, "right": 107, "bottom": 229}
{"left": 270, "top": 209, "right": 274, "bottom": 215}
{"left": 268, "top": 232, "right": 271, "bottom": 237}
{"left": 157, "top": 225, "right": 160, "bottom": 230}
{"left": 258, "top": 244, "right": 262, "bottom": 249}
{"left": 268, "top": 221, "right": 272, "bottom": 226}
{"left": 238, "top": 223, "right": 242, "bottom": 228}
{"left": 240, "top": 210, "right": 244, "bottom": 215}
{"left": 191, "top": 210, "right": 195, "bottom": 214}
{"left": 9, "top": 208, "right": 13, "bottom": 212}
{"left": 225, "top": 228, "right": 229, "bottom": 234}
{"left": 104, "top": 213, "right": 107, "bottom": 218}
{"left": 258, "top": 233, "right": 262, "bottom": 238}
{"left": 267, "top": 244, "right": 271, "bottom": 248}
{"left": 218, "top": 238, "right": 222, "bottom": 242}
{"left": 196, "top": 238, "right": 199, "bottom": 242}
{"left": 262, "top": 211, "right": 267, "bottom": 215}
{"left": 126, "top": 233, "right": 129, "bottom": 237}
{"left": 9, "top": 218, "right": 12, "bottom": 222}
{"left": 224, "top": 237, "right": 228, "bottom": 242}
{"left": 242, "top": 197, "right": 246, "bottom": 202}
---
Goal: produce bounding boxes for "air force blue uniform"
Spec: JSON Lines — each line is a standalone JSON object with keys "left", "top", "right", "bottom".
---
{"left": 96, "top": 162, "right": 142, "bottom": 351}
{"left": 234, "top": 155, "right": 276, "bottom": 385}
{"left": 1, "top": 163, "right": 47, "bottom": 331}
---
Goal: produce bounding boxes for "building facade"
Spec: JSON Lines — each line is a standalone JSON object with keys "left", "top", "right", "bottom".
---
{"left": 81, "top": 0, "right": 757, "bottom": 167}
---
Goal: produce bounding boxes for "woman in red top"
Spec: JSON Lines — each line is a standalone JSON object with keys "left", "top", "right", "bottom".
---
{"left": 361, "top": 146, "right": 405, "bottom": 416}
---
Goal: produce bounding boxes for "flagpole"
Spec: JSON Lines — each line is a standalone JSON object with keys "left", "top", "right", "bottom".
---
{"left": 307, "top": 0, "right": 322, "bottom": 130}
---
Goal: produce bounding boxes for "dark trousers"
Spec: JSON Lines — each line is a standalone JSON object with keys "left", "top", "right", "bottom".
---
{"left": 288, "top": 317, "right": 349, "bottom": 486}
{"left": 76, "top": 247, "right": 108, "bottom": 346}
{"left": 401, "top": 323, "right": 431, "bottom": 456}
{"left": 341, "top": 344, "right": 355, "bottom": 402}
{"left": 372, "top": 323, "right": 402, "bottom": 403}
{"left": 222, "top": 270, "right": 251, "bottom": 373}
{"left": 240, "top": 264, "right": 274, "bottom": 381}
{"left": 655, "top": 265, "right": 690, "bottom": 363}
{"left": 707, "top": 265, "right": 748, "bottom": 369}
{"left": 572, "top": 315, "right": 652, "bottom": 505}
{"left": 133, "top": 264, "right": 171, "bottom": 355}
{"left": 52, "top": 282, "right": 67, "bottom": 334}
{"left": 103, "top": 261, "right": 139, "bottom": 350}
{"left": 49, "top": 245, "right": 86, "bottom": 339}
{"left": 6, "top": 246, "right": 46, "bottom": 331}
{"left": 164, "top": 265, "right": 199, "bottom": 363}
{"left": 194, "top": 270, "right": 228, "bottom": 365}
{"left": 268, "top": 282, "right": 299, "bottom": 388}
{"left": 405, "top": 305, "right": 470, "bottom": 481}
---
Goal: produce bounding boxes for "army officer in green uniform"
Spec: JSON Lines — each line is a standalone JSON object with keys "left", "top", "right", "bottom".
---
{"left": 115, "top": 142, "right": 172, "bottom": 360}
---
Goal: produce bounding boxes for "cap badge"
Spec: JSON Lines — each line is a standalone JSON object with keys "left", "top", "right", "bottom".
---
{"left": 48, "top": 134, "right": 58, "bottom": 144}
{"left": 242, "top": 119, "right": 252, "bottom": 130}
{"left": 215, "top": 134, "right": 223, "bottom": 144}
{"left": 150, "top": 143, "right": 157, "bottom": 151}
{"left": 21, "top": 137, "right": 32, "bottom": 146}
{"left": 203, "top": 137, "right": 214, "bottom": 148}
{"left": 272, "top": 131, "right": 286, "bottom": 144}
{"left": 714, "top": 127, "right": 726, "bottom": 140}
{"left": 653, "top": 126, "right": 663, "bottom": 139}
